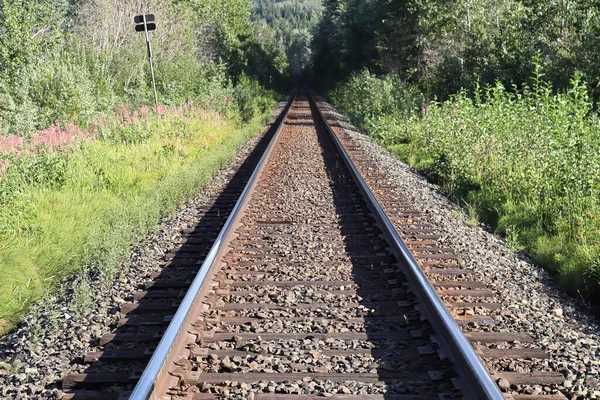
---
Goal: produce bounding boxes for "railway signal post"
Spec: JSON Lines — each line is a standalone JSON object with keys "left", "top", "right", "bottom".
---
{"left": 134, "top": 14, "right": 159, "bottom": 111}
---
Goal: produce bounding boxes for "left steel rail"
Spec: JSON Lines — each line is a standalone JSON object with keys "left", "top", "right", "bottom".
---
{"left": 129, "top": 94, "right": 295, "bottom": 400}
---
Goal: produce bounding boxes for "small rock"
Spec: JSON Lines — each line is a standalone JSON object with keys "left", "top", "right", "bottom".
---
{"left": 497, "top": 378, "right": 510, "bottom": 391}
{"left": 233, "top": 335, "right": 246, "bottom": 346}
{"left": 553, "top": 308, "right": 563, "bottom": 317}
{"left": 340, "top": 386, "right": 352, "bottom": 394}
{"left": 221, "top": 357, "right": 235, "bottom": 372}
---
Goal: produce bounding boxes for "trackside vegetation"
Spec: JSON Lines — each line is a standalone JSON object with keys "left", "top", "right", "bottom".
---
{"left": 312, "top": 0, "right": 600, "bottom": 306}
{"left": 0, "top": 0, "right": 284, "bottom": 334}
{"left": 0, "top": 102, "right": 273, "bottom": 334}
{"left": 329, "top": 68, "right": 600, "bottom": 306}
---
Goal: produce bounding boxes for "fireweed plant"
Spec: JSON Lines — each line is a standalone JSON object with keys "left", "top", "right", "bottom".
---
{"left": 331, "top": 68, "right": 600, "bottom": 306}
{"left": 0, "top": 100, "right": 273, "bottom": 333}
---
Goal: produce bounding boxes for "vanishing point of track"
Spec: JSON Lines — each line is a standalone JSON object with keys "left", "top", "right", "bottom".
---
{"left": 61, "top": 92, "right": 567, "bottom": 400}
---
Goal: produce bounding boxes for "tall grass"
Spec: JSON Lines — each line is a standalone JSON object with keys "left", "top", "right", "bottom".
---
{"left": 0, "top": 100, "right": 273, "bottom": 334}
{"left": 331, "top": 68, "right": 600, "bottom": 306}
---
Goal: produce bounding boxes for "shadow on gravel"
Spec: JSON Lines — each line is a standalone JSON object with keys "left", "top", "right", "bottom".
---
{"left": 285, "top": 113, "right": 315, "bottom": 127}
{"left": 62, "top": 100, "right": 292, "bottom": 399}
{"left": 310, "top": 98, "right": 458, "bottom": 399}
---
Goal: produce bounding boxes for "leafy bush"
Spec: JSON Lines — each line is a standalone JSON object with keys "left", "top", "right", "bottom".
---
{"left": 0, "top": 102, "right": 271, "bottom": 334}
{"left": 330, "top": 69, "right": 423, "bottom": 144}
{"left": 331, "top": 69, "right": 600, "bottom": 306}
{"left": 0, "top": 78, "right": 39, "bottom": 135}
{"left": 233, "top": 74, "right": 277, "bottom": 122}
{"left": 28, "top": 52, "right": 98, "bottom": 127}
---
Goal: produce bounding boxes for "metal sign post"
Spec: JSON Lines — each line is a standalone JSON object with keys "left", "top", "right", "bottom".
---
{"left": 134, "top": 14, "right": 158, "bottom": 111}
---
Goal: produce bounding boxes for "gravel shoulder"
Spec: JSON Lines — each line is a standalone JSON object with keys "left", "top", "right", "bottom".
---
{"left": 320, "top": 100, "right": 600, "bottom": 399}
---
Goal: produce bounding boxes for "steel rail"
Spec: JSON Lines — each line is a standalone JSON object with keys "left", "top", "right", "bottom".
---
{"left": 129, "top": 95, "right": 296, "bottom": 400}
{"left": 309, "top": 94, "right": 504, "bottom": 400}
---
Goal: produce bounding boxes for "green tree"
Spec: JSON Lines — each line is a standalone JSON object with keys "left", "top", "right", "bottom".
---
{"left": 312, "top": 0, "right": 600, "bottom": 100}
{"left": 0, "top": 0, "right": 69, "bottom": 75}
{"left": 311, "top": 0, "right": 383, "bottom": 88}
{"left": 251, "top": 0, "right": 323, "bottom": 79}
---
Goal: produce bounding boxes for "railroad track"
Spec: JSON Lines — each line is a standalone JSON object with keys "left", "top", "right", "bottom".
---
{"left": 61, "top": 92, "right": 567, "bottom": 399}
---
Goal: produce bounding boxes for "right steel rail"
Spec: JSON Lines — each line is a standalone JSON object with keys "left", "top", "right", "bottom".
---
{"left": 310, "top": 94, "right": 505, "bottom": 400}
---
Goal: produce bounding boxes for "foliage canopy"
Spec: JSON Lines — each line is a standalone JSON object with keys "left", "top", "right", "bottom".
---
{"left": 0, "top": 0, "right": 286, "bottom": 135}
{"left": 311, "top": 0, "right": 600, "bottom": 99}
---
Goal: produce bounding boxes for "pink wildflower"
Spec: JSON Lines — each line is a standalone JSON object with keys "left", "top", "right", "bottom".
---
{"left": 0, "top": 134, "right": 24, "bottom": 156}
{"left": 156, "top": 105, "right": 168, "bottom": 116}
{"left": 29, "top": 121, "right": 91, "bottom": 153}
{"left": 115, "top": 104, "right": 131, "bottom": 122}
{"left": 139, "top": 104, "right": 151, "bottom": 119}
{"left": 97, "top": 117, "right": 109, "bottom": 130}
{"left": 30, "top": 126, "right": 71, "bottom": 152}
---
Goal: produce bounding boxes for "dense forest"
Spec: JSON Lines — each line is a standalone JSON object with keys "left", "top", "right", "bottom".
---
{"left": 312, "top": 0, "right": 600, "bottom": 305}
{"left": 312, "top": 0, "right": 600, "bottom": 98}
{"left": 251, "top": 0, "right": 323, "bottom": 79}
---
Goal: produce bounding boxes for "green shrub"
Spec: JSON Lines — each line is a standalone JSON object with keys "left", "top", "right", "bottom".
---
{"left": 28, "top": 51, "right": 97, "bottom": 127}
{"left": 0, "top": 103, "right": 271, "bottom": 334}
{"left": 330, "top": 69, "right": 423, "bottom": 145}
{"left": 233, "top": 74, "right": 276, "bottom": 122}
{"left": 0, "top": 82, "right": 38, "bottom": 135}
{"left": 0, "top": 51, "right": 99, "bottom": 135}
{"left": 330, "top": 68, "right": 600, "bottom": 306}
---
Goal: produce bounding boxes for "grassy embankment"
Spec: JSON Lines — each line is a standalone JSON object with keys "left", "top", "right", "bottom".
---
{"left": 0, "top": 101, "right": 273, "bottom": 335}
{"left": 330, "top": 69, "right": 600, "bottom": 306}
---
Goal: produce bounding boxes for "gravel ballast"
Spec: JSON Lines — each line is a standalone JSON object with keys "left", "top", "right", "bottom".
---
{"left": 0, "top": 95, "right": 599, "bottom": 399}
